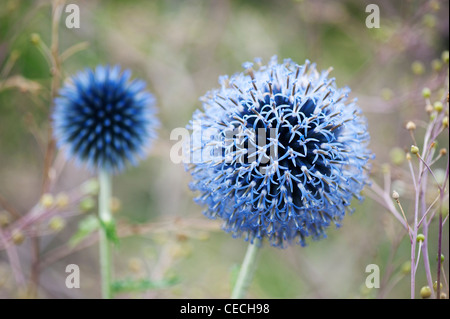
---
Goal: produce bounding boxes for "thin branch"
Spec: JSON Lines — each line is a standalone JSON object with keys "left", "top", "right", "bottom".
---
{"left": 60, "top": 41, "right": 89, "bottom": 62}
{"left": 0, "top": 193, "right": 21, "bottom": 219}
{"left": 39, "top": 218, "right": 221, "bottom": 269}
{"left": 407, "top": 159, "right": 418, "bottom": 192}
{"left": 418, "top": 194, "right": 440, "bottom": 227}
{"left": 369, "top": 180, "right": 410, "bottom": 231}
{"left": 417, "top": 154, "right": 444, "bottom": 192}
{"left": 0, "top": 228, "right": 26, "bottom": 287}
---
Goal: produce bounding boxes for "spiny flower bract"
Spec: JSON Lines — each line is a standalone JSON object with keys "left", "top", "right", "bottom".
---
{"left": 53, "top": 65, "right": 158, "bottom": 173}
{"left": 187, "top": 56, "right": 373, "bottom": 248}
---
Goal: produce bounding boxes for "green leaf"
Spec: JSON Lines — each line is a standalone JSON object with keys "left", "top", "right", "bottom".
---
{"left": 69, "top": 215, "right": 99, "bottom": 247}
{"left": 111, "top": 277, "right": 179, "bottom": 295}
{"left": 99, "top": 218, "right": 119, "bottom": 245}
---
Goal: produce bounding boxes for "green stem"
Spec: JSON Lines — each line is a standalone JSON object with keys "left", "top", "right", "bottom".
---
{"left": 98, "top": 169, "right": 112, "bottom": 299}
{"left": 231, "top": 238, "right": 262, "bottom": 299}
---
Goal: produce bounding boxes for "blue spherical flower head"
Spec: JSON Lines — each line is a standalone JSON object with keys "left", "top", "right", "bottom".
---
{"left": 187, "top": 56, "right": 373, "bottom": 248}
{"left": 53, "top": 65, "right": 159, "bottom": 173}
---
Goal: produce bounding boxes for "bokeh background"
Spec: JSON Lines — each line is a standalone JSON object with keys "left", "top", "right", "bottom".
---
{"left": 0, "top": 0, "right": 449, "bottom": 298}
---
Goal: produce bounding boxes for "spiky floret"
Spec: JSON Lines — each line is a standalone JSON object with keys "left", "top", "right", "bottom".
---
{"left": 53, "top": 65, "right": 159, "bottom": 173}
{"left": 187, "top": 56, "right": 373, "bottom": 248}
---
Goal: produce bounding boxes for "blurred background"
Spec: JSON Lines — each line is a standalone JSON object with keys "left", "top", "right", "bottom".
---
{"left": 0, "top": 0, "right": 448, "bottom": 298}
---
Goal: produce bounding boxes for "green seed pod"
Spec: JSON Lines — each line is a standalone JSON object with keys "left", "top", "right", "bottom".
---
{"left": 422, "top": 87, "right": 431, "bottom": 98}
{"left": 429, "top": 0, "right": 440, "bottom": 11}
{"left": 0, "top": 212, "right": 10, "bottom": 228}
{"left": 11, "top": 229, "right": 25, "bottom": 245}
{"left": 417, "top": 234, "right": 425, "bottom": 242}
{"left": 401, "top": 261, "right": 411, "bottom": 274}
{"left": 81, "top": 179, "right": 100, "bottom": 196}
{"left": 411, "top": 61, "right": 425, "bottom": 75}
{"left": 433, "top": 281, "right": 443, "bottom": 291}
{"left": 389, "top": 147, "right": 405, "bottom": 165}
{"left": 434, "top": 101, "right": 443, "bottom": 113}
{"left": 40, "top": 193, "right": 54, "bottom": 209}
{"left": 381, "top": 88, "right": 393, "bottom": 101}
{"left": 30, "top": 33, "right": 41, "bottom": 45}
{"left": 79, "top": 197, "right": 96, "bottom": 213}
{"left": 432, "top": 59, "right": 443, "bottom": 71}
{"left": 48, "top": 216, "right": 66, "bottom": 232}
{"left": 420, "top": 286, "right": 432, "bottom": 298}
{"left": 442, "top": 51, "right": 450, "bottom": 64}
{"left": 55, "top": 193, "right": 70, "bottom": 210}
{"left": 411, "top": 145, "right": 420, "bottom": 155}
{"left": 422, "top": 14, "right": 437, "bottom": 28}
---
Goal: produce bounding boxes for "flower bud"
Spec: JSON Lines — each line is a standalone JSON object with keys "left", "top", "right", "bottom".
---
{"left": 392, "top": 191, "right": 400, "bottom": 200}
{"left": 406, "top": 121, "right": 416, "bottom": 130}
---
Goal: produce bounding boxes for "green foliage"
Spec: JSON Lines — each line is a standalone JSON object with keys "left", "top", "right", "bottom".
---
{"left": 69, "top": 215, "right": 100, "bottom": 247}
{"left": 111, "top": 277, "right": 179, "bottom": 295}
{"left": 0, "top": 0, "right": 448, "bottom": 299}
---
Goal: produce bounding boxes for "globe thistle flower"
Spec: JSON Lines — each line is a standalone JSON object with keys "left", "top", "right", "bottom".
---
{"left": 187, "top": 56, "right": 373, "bottom": 248}
{"left": 53, "top": 65, "right": 158, "bottom": 173}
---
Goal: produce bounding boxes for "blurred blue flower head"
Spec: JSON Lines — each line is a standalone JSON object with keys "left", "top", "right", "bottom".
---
{"left": 187, "top": 56, "right": 373, "bottom": 248}
{"left": 53, "top": 65, "right": 159, "bottom": 173}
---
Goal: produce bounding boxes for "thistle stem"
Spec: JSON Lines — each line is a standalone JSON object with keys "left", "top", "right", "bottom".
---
{"left": 231, "top": 238, "right": 262, "bottom": 299}
{"left": 98, "top": 169, "right": 113, "bottom": 299}
{"left": 436, "top": 198, "right": 444, "bottom": 299}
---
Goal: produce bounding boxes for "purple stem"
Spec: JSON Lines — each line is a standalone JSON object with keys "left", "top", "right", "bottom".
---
{"left": 437, "top": 207, "right": 443, "bottom": 298}
{"left": 436, "top": 158, "right": 449, "bottom": 299}
{"left": 0, "top": 229, "right": 25, "bottom": 287}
